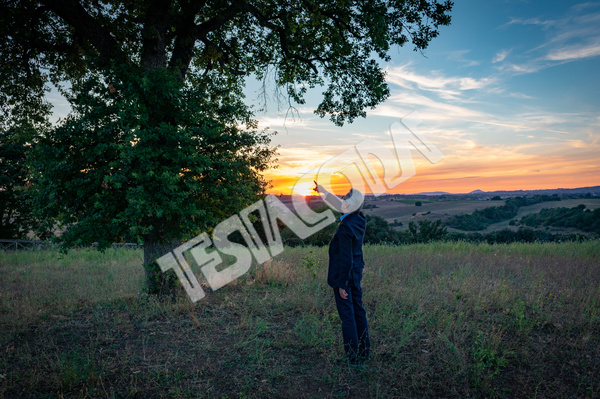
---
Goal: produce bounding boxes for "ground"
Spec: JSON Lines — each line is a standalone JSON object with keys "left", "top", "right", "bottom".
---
{"left": 1, "top": 243, "right": 599, "bottom": 398}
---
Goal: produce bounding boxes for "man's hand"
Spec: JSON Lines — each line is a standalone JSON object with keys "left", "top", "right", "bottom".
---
{"left": 338, "top": 288, "right": 348, "bottom": 300}
{"left": 313, "top": 181, "right": 325, "bottom": 194}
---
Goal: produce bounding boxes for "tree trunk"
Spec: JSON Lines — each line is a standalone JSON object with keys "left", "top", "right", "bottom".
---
{"left": 143, "top": 234, "right": 181, "bottom": 298}
{"left": 140, "top": 0, "right": 171, "bottom": 72}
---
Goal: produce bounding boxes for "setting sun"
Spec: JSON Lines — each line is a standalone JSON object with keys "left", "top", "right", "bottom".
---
{"left": 290, "top": 181, "right": 317, "bottom": 197}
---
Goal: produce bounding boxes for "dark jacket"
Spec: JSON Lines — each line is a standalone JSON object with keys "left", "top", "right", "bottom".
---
{"left": 327, "top": 212, "right": 367, "bottom": 290}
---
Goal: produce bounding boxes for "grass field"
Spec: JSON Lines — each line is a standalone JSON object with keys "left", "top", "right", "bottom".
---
{"left": 365, "top": 198, "right": 501, "bottom": 224}
{"left": 1, "top": 242, "right": 599, "bottom": 398}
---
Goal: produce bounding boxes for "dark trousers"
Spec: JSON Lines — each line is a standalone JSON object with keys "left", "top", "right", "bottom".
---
{"left": 333, "top": 278, "right": 370, "bottom": 361}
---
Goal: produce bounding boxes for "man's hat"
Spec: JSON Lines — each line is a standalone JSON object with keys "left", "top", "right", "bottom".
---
{"left": 343, "top": 188, "right": 364, "bottom": 213}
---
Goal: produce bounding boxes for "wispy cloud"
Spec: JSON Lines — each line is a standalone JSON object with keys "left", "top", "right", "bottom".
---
{"left": 372, "top": 94, "right": 488, "bottom": 122}
{"left": 545, "top": 41, "right": 600, "bottom": 60}
{"left": 503, "top": 16, "right": 556, "bottom": 28}
{"left": 509, "top": 92, "right": 535, "bottom": 100}
{"left": 493, "top": 49, "right": 512, "bottom": 63}
{"left": 385, "top": 64, "right": 496, "bottom": 101}
{"left": 446, "top": 50, "right": 481, "bottom": 67}
{"left": 498, "top": 62, "right": 544, "bottom": 74}
{"left": 571, "top": 2, "right": 600, "bottom": 12}
{"left": 498, "top": 5, "right": 600, "bottom": 72}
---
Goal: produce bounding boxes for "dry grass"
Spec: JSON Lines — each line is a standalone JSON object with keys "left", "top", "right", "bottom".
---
{"left": 0, "top": 248, "right": 144, "bottom": 329}
{"left": 1, "top": 241, "right": 599, "bottom": 398}
{"left": 253, "top": 258, "right": 297, "bottom": 286}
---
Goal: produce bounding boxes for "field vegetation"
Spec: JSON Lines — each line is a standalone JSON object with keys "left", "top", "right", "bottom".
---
{"left": 365, "top": 198, "right": 502, "bottom": 223}
{"left": 283, "top": 210, "right": 591, "bottom": 248}
{"left": 520, "top": 204, "right": 600, "bottom": 234}
{"left": 1, "top": 242, "right": 599, "bottom": 398}
{"left": 366, "top": 196, "right": 600, "bottom": 237}
{"left": 446, "top": 196, "right": 561, "bottom": 231}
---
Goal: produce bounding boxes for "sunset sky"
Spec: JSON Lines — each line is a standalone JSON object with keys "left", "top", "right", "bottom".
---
{"left": 45, "top": 1, "right": 600, "bottom": 197}
{"left": 244, "top": 0, "right": 600, "bottom": 196}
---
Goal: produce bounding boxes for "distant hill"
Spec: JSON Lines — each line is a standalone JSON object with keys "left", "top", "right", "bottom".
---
{"left": 408, "top": 186, "right": 600, "bottom": 197}
{"left": 276, "top": 185, "right": 600, "bottom": 202}
{"left": 463, "top": 186, "right": 600, "bottom": 197}
{"left": 416, "top": 191, "right": 451, "bottom": 196}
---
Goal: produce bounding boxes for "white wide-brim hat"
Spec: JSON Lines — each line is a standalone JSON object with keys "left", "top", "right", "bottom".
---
{"left": 343, "top": 189, "right": 364, "bottom": 213}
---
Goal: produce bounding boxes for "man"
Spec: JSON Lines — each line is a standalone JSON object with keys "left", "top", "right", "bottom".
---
{"left": 314, "top": 182, "right": 370, "bottom": 365}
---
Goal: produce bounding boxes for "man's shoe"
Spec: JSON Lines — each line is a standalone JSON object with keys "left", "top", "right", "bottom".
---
{"left": 350, "top": 355, "right": 370, "bottom": 366}
{"left": 349, "top": 358, "right": 362, "bottom": 366}
{"left": 335, "top": 356, "right": 360, "bottom": 366}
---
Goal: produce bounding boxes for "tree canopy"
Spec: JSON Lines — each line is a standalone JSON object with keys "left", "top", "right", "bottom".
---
{"left": 1, "top": 0, "right": 453, "bottom": 126}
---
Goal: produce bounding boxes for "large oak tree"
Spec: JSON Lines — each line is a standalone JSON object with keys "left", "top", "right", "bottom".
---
{"left": 0, "top": 0, "right": 453, "bottom": 293}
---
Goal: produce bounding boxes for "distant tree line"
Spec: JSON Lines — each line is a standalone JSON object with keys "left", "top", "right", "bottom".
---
{"left": 279, "top": 208, "right": 447, "bottom": 246}
{"left": 280, "top": 212, "right": 402, "bottom": 246}
{"left": 363, "top": 203, "right": 379, "bottom": 210}
{"left": 520, "top": 204, "right": 600, "bottom": 235}
{"left": 447, "top": 195, "right": 561, "bottom": 231}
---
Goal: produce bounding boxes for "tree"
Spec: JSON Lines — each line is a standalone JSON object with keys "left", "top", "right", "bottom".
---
{"left": 0, "top": 128, "right": 40, "bottom": 238}
{"left": 406, "top": 219, "right": 446, "bottom": 243}
{"left": 1, "top": 0, "right": 453, "bottom": 294}
{"left": 28, "top": 68, "right": 275, "bottom": 294}
{"left": 364, "top": 214, "right": 402, "bottom": 244}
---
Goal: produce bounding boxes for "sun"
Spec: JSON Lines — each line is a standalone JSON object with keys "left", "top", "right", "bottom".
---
{"left": 290, "top": 181, "right": 317, "bottom": 197}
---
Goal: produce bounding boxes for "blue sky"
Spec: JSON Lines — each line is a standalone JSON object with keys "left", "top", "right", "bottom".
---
{"left": 246, "top": 0, "right": 600, "bottom": 195}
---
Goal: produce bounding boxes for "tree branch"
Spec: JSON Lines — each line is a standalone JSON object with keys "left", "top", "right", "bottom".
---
{"left": 197, "top": 36, "right": 247, "bottom": 76}
{"left": 246, "top": 4, "right": 322, "bottom": 75}
{"left": 168, "top": 1, "right": 242, "bottom": 81}
{"left": 140, "top": 0, "right": 173, "bottom": 71}
{"left": 39, "top": 0, "right": 130, "bottom": 67}
{"left": 168, "top": 1, "right": 202, "bottom": 81}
